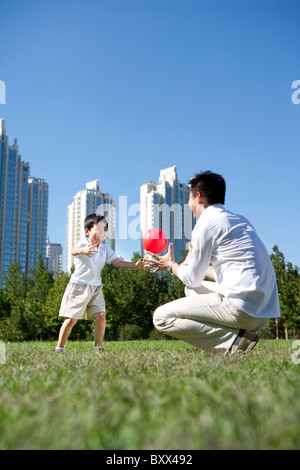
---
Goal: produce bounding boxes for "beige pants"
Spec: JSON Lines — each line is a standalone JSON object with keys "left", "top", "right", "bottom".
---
{"left": 59, "top": 282, "right": 106, "bottom": 320}
{"left": 153, "top": 283, "right": 268, "bottom": 352}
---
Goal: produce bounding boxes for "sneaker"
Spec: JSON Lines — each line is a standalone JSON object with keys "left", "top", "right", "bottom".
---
{"left": 225, "top": 329, "right": 259, "bottom": 356}
{"left": 52, "top": 347, "right": 64, "bottom": 353}
{"left": 94, "top": 346, "right": 106, "bottom": 352}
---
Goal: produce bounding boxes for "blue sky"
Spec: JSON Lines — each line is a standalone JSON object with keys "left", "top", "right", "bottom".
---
{"left": 1, "top": 0, "right": 299, "bottom": 268}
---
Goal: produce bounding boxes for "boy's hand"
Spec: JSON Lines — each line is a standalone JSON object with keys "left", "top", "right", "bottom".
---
{"left": 135, "top": 258, "right": 145, "bottom": 270}
{"left": 82, "top": 242, "right": 99, "bottom": 258}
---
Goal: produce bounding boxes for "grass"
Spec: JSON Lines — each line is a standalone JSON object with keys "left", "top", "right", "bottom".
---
{"left": 0, "top": 339, "right": 299, "bottom": 450}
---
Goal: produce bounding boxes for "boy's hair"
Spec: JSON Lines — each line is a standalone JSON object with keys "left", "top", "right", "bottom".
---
{"left": 84, "top": 213, "right": 108, "bottom": 231}
{"left": 189, "top": 171, "right": 226, "bottom": 205}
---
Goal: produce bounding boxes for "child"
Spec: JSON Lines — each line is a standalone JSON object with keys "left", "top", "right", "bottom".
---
{"left": 53, "top": 213, "right": 144, "bottom": 352}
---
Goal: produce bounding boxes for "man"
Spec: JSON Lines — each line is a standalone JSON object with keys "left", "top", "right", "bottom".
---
{"left": 145, "top": 171, "right": 280, "bottom": 355}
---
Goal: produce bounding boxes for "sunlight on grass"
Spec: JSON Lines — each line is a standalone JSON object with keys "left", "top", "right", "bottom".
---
{"left": 0, "top": 340, "right": 299, "bottom": 450}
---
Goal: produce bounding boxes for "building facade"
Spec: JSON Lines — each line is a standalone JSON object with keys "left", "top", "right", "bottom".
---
{"left": 46, "top": 236, "right": 63, "bottom": 279}
{"left": 140, "top": 165, "right": 195, "bottom": 261}
{"left": 27, "top": 177, "right": 49, "bottom": 274}
{"left": 66, "top": 179, "right": 116, "bottom": 272}
{"left": 0, "top": 119, "right": 49, "bottom": 284}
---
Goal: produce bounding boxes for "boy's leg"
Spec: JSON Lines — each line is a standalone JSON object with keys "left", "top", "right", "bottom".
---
{"left": 94, "top": 312, "right": 106, "bottom": 347}
{"left": 57, "top": 318, "right": 77, "bottom": 348}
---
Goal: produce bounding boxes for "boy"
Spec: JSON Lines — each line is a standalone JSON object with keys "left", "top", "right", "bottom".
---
{"left": 54, "top": 213, "right": 144, "bottom": 352}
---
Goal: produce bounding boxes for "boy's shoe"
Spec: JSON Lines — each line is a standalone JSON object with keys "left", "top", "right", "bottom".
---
{"left": 52, "top": 347, "right": 64, "bottom": 353}
{"left": 94, "top": 346, "right": 106, "bottom": 352}
{"left": 225, "top": 329, "right": 259, "bottom": 356}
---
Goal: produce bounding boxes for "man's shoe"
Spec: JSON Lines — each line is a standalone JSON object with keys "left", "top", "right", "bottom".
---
{"left": 94, "top": 346, "right": 106, "bottom": 352}
{"left": 225, "top": 329, "right": 259, "bottom": 356}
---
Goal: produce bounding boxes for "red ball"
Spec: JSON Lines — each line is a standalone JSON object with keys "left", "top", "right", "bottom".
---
{"left": 142, "top": 228, "right": 168, "bottom": 254}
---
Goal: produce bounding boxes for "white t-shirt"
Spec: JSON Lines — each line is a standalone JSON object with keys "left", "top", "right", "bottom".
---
{"left": 177, "top": 204, "right": 280, "bottom": 319}
{"left": 70, "top": 239, "right": 118, "bottom": 286}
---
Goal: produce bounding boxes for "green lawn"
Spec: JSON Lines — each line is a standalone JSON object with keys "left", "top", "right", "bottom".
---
{"left": 0, "top": 339, "right": 299, "bottom": 450}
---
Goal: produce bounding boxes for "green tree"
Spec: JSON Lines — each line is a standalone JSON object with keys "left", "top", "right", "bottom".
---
{"left": 269, "top": 246, "right": 300, "bottom": 339}
{"left": 42, "top": 270, "right": 71, "bottom": 339}
{"left": 0, "top": 288, "right": 12, "bottom": 340}
{"left": 21, "top": 256, "right": 54, "bottom": 340}
{"left": 102, "top": 253, "right": 167, "bottom": 340}
{"left": 1, "top": 263, "right": 30, "bottom": 341}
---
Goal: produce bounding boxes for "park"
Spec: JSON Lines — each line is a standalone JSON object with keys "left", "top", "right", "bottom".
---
{"left": 0, "top": 339, "right": 299, "bottom": 450}
{"left": 0, "top": 245, "right": 299, "bottom": 450}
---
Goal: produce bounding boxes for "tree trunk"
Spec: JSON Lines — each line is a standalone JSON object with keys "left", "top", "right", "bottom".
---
{"left": 285, "top": 327, "right": 288, "bottom": 340}
{"left": 275, "top": 318, "right": 279, "bottom": 340}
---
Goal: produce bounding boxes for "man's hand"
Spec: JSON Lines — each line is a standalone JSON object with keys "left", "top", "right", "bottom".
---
{"left": 144, "top": 243, "right": 175, "bottom": 273}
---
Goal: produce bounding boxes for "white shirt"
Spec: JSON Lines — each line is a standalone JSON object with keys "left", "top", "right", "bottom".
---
{"left": 70, "top": 239, "right": 118, "bottom": 286}
{"left": 177, "top": 204, "right": 280, "bottom": 319}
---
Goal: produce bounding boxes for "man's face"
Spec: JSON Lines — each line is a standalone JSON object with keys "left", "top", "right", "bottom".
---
{"left": 86, "top": 220, "right": 108, "bottom": 244}
{"left": 188, "top": 191, "right": 198, "bottom": 219}
{"left": 188, "top": 190, "right": 204, "bottom": 220}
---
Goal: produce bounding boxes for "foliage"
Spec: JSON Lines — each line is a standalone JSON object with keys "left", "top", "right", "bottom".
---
{"left": 102, "top": 253, "right": 168, "bottom": 340}
{"left": 21, "top": 256, "right": 55, "bottom": 340}
{"left": 269, "top": 246, "right": 300, "bottom": 339}
{"left": 0, "top": 247, "right": 299, "bottom": 342}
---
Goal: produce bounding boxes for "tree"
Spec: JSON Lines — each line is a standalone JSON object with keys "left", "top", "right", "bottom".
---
{"left": 1, "top": 263, "right": 30, "bottom": 341}
{"left": 21, "top": 256, "right": 54, "bottom": 340}
{"left": 102, "top": 253, "right": 167, "bottom": 339}
{"left": 270, "top": 246, "right": 300, "bottom": 339}
{"left": 42, "top": 270, "right": 71, "bottom": 339}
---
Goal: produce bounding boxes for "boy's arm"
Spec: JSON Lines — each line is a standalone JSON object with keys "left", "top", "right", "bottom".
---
{"left": 111, "top": 258, "right": 144, "bottom": 270}
{"left": 71, "top": 243, "right": 98, "bottom": 258}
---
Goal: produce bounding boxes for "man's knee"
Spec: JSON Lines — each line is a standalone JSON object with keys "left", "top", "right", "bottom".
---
{"left": 153, "top": 304, "right": 170, "bottom": 330}
{"left": 184, "top": 286, "right": 191, "bottom": 296}
{"left": 153, "top": 305, "right": 164, "bottom": 328}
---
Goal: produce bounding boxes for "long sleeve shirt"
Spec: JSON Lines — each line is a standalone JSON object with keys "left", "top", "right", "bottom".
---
{"left": 177, "top": 204, "right": 280, "bottom": 319}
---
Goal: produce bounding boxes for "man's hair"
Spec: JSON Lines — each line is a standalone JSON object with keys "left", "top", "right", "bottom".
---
{"left": 84, "top": 213, "right": 108, "bottom": 231}
{"left": 189, "top": 171, "right": 226, "bottom": 205}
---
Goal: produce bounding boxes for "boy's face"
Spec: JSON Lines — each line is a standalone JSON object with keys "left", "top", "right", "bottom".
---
{"left": 86, "top": 220, "right": 108, "bottom": 245}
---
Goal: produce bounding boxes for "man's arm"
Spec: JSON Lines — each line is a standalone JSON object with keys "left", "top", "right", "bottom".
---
{"left": 205, "top": 265, "right": 215, "bottom": 281}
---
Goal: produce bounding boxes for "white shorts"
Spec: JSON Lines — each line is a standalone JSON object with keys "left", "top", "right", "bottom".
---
{"left": 59, "top": 282, "right": 106, "bottom": 320}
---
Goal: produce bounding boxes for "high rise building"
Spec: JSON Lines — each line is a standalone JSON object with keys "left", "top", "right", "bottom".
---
{"left": 66, "top": 179, "right": 116, "bottom": 272}
{"left": 27, "top": 177, "right": 49, "bottom": 273}
{"left": 140, "top": 165, "right": 195, "bottom": 260}
{"left": 46, "top": 236, "right": 63, "bottom": 279}
{"left": 0, "top": 118, "right": 49, "bottom": 284}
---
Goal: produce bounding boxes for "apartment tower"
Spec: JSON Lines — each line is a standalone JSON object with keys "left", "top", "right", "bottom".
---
{"left": 0, "top": 118, "right": 49, "bottom": 284}
{"left": 140, "top": 165, "right": 194, "bottom": 261}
